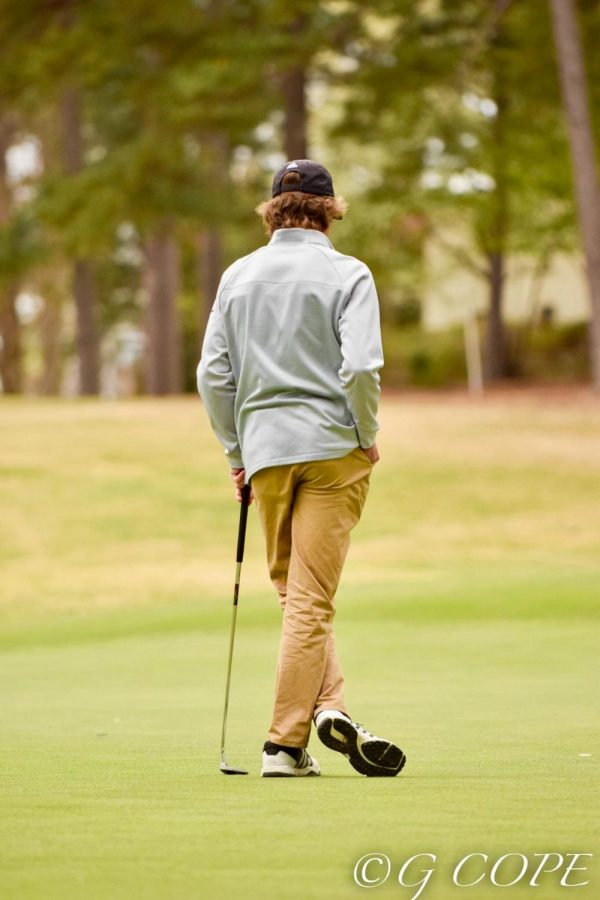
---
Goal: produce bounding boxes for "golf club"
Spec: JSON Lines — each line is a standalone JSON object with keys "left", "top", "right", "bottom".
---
{"left": 219, "top": 482, "right": 251, "bottom": 775}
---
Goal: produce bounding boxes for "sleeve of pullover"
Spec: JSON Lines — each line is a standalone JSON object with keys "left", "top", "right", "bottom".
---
{"left": 338, "top": 265, "right": 384, "bottom": 448}
{"left": 197, "top": 297, "right": 244, "bottom": 468}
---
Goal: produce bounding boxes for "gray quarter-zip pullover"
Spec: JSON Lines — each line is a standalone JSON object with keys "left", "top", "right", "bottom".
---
{"left": 197, "top": 227, "right": 383, "bottom": 481}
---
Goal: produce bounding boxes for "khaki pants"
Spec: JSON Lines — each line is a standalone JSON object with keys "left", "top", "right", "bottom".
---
{"left": 251, "top": 447, "right": 372, "bottom": 747}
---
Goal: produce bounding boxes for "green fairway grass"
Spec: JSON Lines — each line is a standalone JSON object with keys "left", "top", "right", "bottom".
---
{"left": 1, "top": 392, "right": 599, "bottom": 899}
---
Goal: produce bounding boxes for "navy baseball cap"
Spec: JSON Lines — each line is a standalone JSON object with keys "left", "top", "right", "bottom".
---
{"left": 272, "top": 159, "right": 335, "bottom": 198}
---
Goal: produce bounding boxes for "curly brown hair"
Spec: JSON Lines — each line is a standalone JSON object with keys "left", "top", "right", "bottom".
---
{"left": 256, "top": 171, "right": 348, "bottom": 236}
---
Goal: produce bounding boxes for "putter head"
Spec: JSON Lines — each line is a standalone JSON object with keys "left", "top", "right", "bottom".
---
{"left": 219, "top": 752, "right": 248, "bottom": 775}
{"left": 219, "top": 761, "right": 248, "bottom": 776}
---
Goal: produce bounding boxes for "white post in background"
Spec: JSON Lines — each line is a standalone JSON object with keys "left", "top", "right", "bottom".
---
{"left": 464, "top": 313, "right": 484, "bottom": 394}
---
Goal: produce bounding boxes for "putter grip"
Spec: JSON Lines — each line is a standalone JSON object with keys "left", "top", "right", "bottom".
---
{"left": 236, "top": 484, "right": 251, "bottom": 563}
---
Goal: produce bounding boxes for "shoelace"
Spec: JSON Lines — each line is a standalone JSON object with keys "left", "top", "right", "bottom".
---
{"left": 353, "top": 722, "right": 377, "bottom": 739}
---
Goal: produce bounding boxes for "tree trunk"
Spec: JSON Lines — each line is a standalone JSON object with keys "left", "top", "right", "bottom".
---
{"left": 0, "top": 116, "right": 23, "bottom": 394}
{"left": 73, "top": 260, "right": 99, "bottom": 394}
{"left": 39, "top": 293, "right": 63, "bottom": 395}
{"left": 197, "top": 131, "right": 228, "bottom": 351}
{"left": 484, "top": 5, "right": 510, "bottom": 381}
{"left": 198, "top": 228, "right": 222, "bottom": 335}
{"left": 281, "top": 15, "right": 308, "bottom": 160}
{"left": 143, "top": 228, "right": 182, "bottom": 395}
{"left": 61, "top": 87, "right": 100, "bottom": 395}
{"left": 485, "top": 252, "right": 506, "bottom": 381}
{"left": 549, "top": 0, "right": 600, "bottom": 389}
{"left": 0, "top": 284, "right": 22, "bottom": 393}
{"left": 282, "top": 65, "right": 307, "bottom": 160}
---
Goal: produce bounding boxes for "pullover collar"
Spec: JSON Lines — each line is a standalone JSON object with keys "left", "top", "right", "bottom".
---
{"left": 268, "top": 228, "right": 333, "bottom": 250}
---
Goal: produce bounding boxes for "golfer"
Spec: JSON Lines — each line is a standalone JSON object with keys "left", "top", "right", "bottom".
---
{"left": 198, "top": 159, "right": 406, "bottom": 777}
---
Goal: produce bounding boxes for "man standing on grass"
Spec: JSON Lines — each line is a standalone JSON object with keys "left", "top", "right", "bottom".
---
{"left": 198, "top": 160, "right": 406, "bottom": 778}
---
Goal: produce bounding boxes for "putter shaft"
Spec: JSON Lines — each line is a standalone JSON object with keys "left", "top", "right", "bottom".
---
{"left": 219, "top": 485, "right": 251, "bottom": 775}
{"left": 220, "top": 576, "right": 240, "bottom": 759}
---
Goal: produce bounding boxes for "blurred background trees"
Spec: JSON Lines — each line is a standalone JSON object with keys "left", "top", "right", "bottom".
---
{"left": 0, "top": 0, "right": 598, "bottom": 395}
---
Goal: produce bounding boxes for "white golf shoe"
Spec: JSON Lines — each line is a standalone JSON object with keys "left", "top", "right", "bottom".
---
{"left": 261, "top": 741, "right": 321, "bottom": 777}
{"left": 314, "top": 709, "right": 406, "bottom": 777}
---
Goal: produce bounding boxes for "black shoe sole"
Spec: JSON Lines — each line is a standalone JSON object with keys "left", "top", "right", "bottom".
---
{"left": 262, "top": 771, "right": 320, "bottom": 778}
{"left": 317, "top": 717, "right": 406, "bottom": 777}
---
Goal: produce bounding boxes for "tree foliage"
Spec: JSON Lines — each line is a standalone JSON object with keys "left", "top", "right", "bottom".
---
{"left": 0, "top": 0, "right": 598, "bottom": 392}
